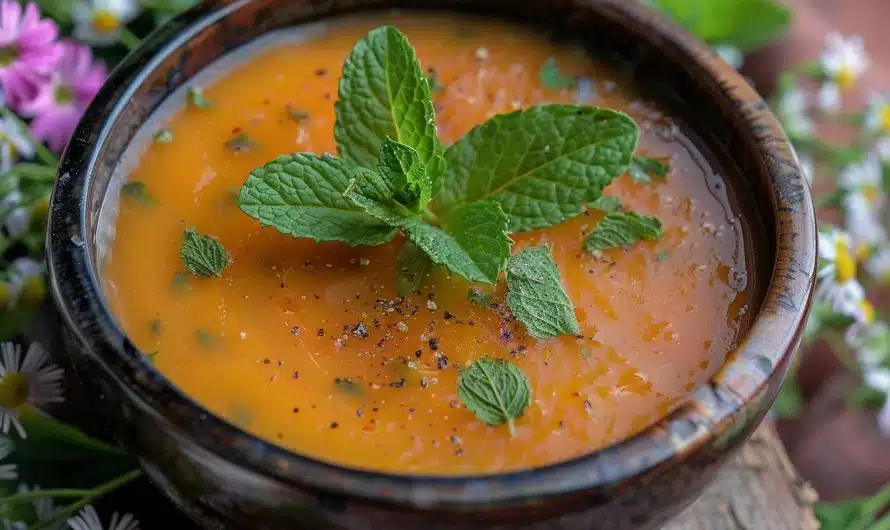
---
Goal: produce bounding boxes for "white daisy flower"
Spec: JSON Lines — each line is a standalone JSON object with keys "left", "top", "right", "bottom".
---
{"left": 876, "top": 137, "right": 890, "bottom": 162}
{"left": 67, "top": 505, "right": 139, "bottom": 530}
{"left": 866, "top": 246, "right": 890, "bottom": 283}
{"left": 777, "top": 86, "right": 814, "bottom": 138}
{"left": 844, "top": 193, "right": 887, "bottom": 258}
{"left": 818, "top": 227, "right": 858, "bottom": 284}
{"left": 14, "top": 484, "right": 57, "bottom": 524}
{"left": 72, "top": 0, "right": 140, "bottom": 47}
{"left": 0, "top": 190, "right": 29, "bottom": 240}
{"left": 839, "top": 155, "right": 884, "bottom": 208}
{"left": 0, "top": 116, "right": 33, "bottom": 175}
{"left": 0, "top": 437, "right": 15, "bottom": 480}
{"left": 715, "top": 45, "right": 743, "bottom": 70}
{"left": 865, "top": 93, "right": 890, "bottom": 134}
{"left": 6, "top": 258, "right": 45, "bottom": 309}
{"left": 818, "top": 32, "right": 870, "bottom": 111}
{"left": 847, "top": 320, "right": 890, "bottom": 367}
{"left": 0, "top": 342, "right": 64, "bottom": 438}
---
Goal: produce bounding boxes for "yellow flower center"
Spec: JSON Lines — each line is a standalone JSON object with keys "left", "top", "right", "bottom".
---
{"left": 857, "top": 243, "right": 874, "bottom": 261}
{"left": 836, "top": 66, "right": 857, "bottom": 90}
{"left": 834, "top": 239, "right": 857, "bottom": 283}
{"left": 0, "top": 372, "right": 29, "bottom": 410}
{"left": 91, "top": 10, "right": 120, "bottom": 33}
{"left": 863, "top": 184, "right": 881, "bottom": 204}
{"left": 859, "top": 299, "right": 876, "bottom": 325}
{"left": 18, "top": 277, "right": 45, "bottom": 309}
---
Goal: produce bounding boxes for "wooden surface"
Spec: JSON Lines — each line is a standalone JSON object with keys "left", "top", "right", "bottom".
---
{"left": 667, "top": 421, "right": 820, "bottom": 530}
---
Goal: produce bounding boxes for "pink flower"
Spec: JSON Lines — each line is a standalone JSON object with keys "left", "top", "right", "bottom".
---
{"left": 22, "top": 40, "right": 106, "bottom": 152}
{"left": 0, "top": 1, "right": 61, "bottom": 109}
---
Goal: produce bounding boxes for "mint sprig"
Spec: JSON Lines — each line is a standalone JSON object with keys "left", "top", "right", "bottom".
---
{"left": 506, "top": 246, "right": 580, "bottom": 338}
{"left": 584, "top": 212, "right": 662, "bottom": 254}
{"left": 180, "top": 229, "right": 231, "bottom": 278}
{"left": 433, "top": 104, "right": 639, "bottom": 232}
{"left": 457, "top": 358, "right": 531, "bottom": 437}
{"left": 334, "top": 26, "right": 445, "bottom": 186}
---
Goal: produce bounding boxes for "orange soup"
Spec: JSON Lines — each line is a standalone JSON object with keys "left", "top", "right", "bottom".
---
{"left": 101, "top": 13, "right": 754, "bottom": 474}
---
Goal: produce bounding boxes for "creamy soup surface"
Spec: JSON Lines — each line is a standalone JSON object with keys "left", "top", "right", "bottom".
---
{"left": 102, "top": 13, "right": 754, "bottom": 474}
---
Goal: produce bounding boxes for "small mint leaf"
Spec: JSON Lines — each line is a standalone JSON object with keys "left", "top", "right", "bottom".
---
{"left": 334, "top": 26, "right": 445, "bottom": 187}
{"left": 590, "top": 195, "right": 621, "bottom": 213}
{"left": 379, "top": 138, "right": 431, "bottom": 209}
{"left": 180, "top": 230, "right": 231, "bottom": 278}
{"left": 584, "top": 212, "right": 662, "bottom": 254}
{"left": 188, "top": 87, "right": 213, "bottom": 109}
{"left": 539, "top": 57, "right": 576, "bottom": 90}
{"left": 396, "top": 241, "right": 434, "bottom": 296}
{"left": 434, "top": 104, "right": 638, "bottom": 232}
{"left": 457, "top": 357, "right": 531, "bottom": 437}
{"left": 226, "top": 133, "right": 258, "bottom": 153}
{"left": 628, "top": 155, "right": 669, "bottom": 183}
{"left": 153, "top": 129, "right": 174, "bottom": 143}
{"left": 239, "top": 154, "right": 398, "bottom": 246}
{"left": 506, "top": 246, "right": 580, "bottom": 338}
{"left": 467, "top": 287, "right": 492, "bottom": 307}
{"left": 121, "top": 181, "right": 156, "bottom": 206}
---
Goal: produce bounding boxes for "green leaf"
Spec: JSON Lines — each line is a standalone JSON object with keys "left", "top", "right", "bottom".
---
{"left": 628, "top": 155, "right": 670, "bottom": 184}
{"left": 120, "top": 181, "right": 155, "bottom": 206}
{"left": 238, "top": 154, "right": 398, "bottom": 246}
{"left": 188, "top": 87, "right": 213, "bottom": 109}
{"left": 584, "top": 212, "right": 662, "bottom": 254}
{"left": 225, "top": 133, "right": 259, "bottom": 153}
{"left": 457, "top": 358, "right": 531, "bottom": 437}
{"left": 180, "top": 230, "right": 232, "bottom": 278}
{"left": 655, "top": 250, "right": 670, "bottom": 262}
{"left": 647, "top": 0, "right": 790, "bottom": 51}
{"left": 378, "top": 138, "right": 432, "bottom": 210}
{"left": 402, "top": 202, "right": 511, "bottom": 284}
{"left": 334, "top": 26, "right": 445, "bottom": 186}
{"left": 773, "top": 376, "right": 803, "bottom": 419}
{"left": 153, "top": 129, "right": 174, "bottom": 143}
{"left": 396, "top": 241, "right": 434, "bottom": 297}
{"left": 15, "top": 409, "right": 127, "bottom": 463}
{"left": 434, "top": 104, "right": 638, "bottom": 232}
{"left": 847, "top": 385, "right": 887, "bottom": 410}
{"left": 467, "top": 287, "right": 493, "bottom": 307}
{"left": 539, "top": 57, "right": 576, "bottom": 90}
{"left": 590, "top": 195, "right": 621, "bottom": 213}
{"left": 506, "top": 246, "right": 580, "bottom": 338}
{"left": 814, "top": 481, "right": 890, "bottom": 530}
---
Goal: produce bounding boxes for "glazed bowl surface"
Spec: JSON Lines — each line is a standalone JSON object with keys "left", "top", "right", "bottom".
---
{"left": 46, "top": 0, "right": 816, "bottom": 529}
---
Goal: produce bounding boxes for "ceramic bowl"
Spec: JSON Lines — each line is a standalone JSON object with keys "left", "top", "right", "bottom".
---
{"left": 46, "top": 0, "right": 816, "bottom": 528}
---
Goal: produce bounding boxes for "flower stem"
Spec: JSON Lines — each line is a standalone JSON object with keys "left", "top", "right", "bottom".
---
{"left": 119, "top": 28, "right": 142, "bottom": 52}
{"left": 0, "top": 488, "right": 91, "bottom": 505}
{"left": 0, "top": 108, "right": 57, "bottom": 167}
{"left": 31, "top": 469, "right": 143, "bottom": 530}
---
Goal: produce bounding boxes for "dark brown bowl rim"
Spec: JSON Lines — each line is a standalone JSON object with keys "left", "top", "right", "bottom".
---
{"left": 47, "top": 0, "right": 816, "bottom": 508}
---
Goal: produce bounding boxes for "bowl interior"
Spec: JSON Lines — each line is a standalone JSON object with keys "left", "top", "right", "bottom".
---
{"left": 49, "top": 0, "right": 815, "bottom": 505}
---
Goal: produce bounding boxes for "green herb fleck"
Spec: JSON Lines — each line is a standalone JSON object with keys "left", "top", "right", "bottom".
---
{"left": 627, "top": 155, "right": 670, "bottom": 184}
{"left": 467, "top": 287, "right": 492, "bottom": 307}
{"left": 153, "top": 129, "right": 174, "bottom": 143}
{"left": 506, "top": 246, "right": 580, "bottom": 339}
{"left": 334, "top": 26, "right": 445, "bottom": 186}
{"left": 225, "top": 133, "right": 258, "bottom": 152}
{"left": 188, "top": 87, "right": 213, "bottom": 109}
{"left": 180, "top": 229, "right": 232, "bottom": 278}
{"left": 195, "top": 328, "right": 221, "bottom": 350}
{"left": 434, "top": 104, "right": 639, "bottom": 232}
{"left": 231, "top": 404, "right": 253, "bottom": 428}
{"left": 584, "top": 212, "right": 663, "bottom": 254}
{"left": 580, "top": 346, "right": 593, "bottom": 360}
{"left": 539, "top": 57, "right": 576, "bottom": 90}
{"left": 171, "top": 272, "right": 189, "bottom": 294}
{"left": 457, "top": 357, "right": 531, "bottom": 437}
{"left": 285, "top": 105, "right": 310, "bottom": 122}
{"left": 121, "top": 181, "right": 155, "bottom": 206}
{"left": 149, "top": 318, "right": 162, "bottom": 335}
{"left": 145, "top": 351, "right": 158, "bottom": 364}
{"left": 655, "top": 250, "right": 670, "bottom": 262}
{"left": 427, "top": 69, "right": 444, "bottom": 94}
{"left": 590, "top": 195, "right": 621, "bottom": 213}
{"left": 396, "top": 241, "right": 434, "bottom": 297}
{"left": 334, "top": 377, "right": 362, "bottom": 396}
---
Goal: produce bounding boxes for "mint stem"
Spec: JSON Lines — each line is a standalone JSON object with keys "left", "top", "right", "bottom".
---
{"left": 508, "top": 418, "right": 516, "bottom": 438}
{"left": 421, "top": 207, "right": 440, "bottom": 226}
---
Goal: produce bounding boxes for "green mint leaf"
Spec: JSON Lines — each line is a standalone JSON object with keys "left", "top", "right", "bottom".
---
{"left": 427, "top": 69, "right": 444, "bottom": 94}
{"left": 457, "top": 357, "right": 531, "bottom": 437}
{"left": 226, "top": 133, "right": 258, "bottom": 153}
{"left": 180, "top": 230, "right": 231, "bottom": 278}
{"left": 402, "top": 202, "right": 510, "bottom": 284}
{"left": 334, "top": 26, "right": 445, "bottom": 187}
{"left": 628, "top": 155, "right": 669, "bottom": 184}
{"left": 655, "top": 250, "right": 670, "bottom": 262}
{"left": 285, "top": 104, "right": 310, "bottom": 122}
{"left": 396, "top": 241, "right": 434, "bottom": 297}
{"left": 239, "top": 154, "right": 398, "bottom": 246}
{"left": 188, "top": 87, "right": 213, "bottom": 109}
{"left": 584, "top": 212, "right": 662, "bottom": 254}
{"left": 153, "top": 129, "right": 174, "bottom": 143}
{"left": 506, "top": 246, "right": 580, "bottom": 338}
{"left": 539, "top": 57, "right": 576, "bottom": 90}
{"left": 646, "top": 0, "right": 789, "bottom": 51}
{"left": 434, "top": 104, "right": 638, "bottom": 232}
{"left": 121, "top": 181, "right": 156, "bottom": 206}
{"left": 379, "top": 138, "right": 431, "bottom": 210}
{"left": 344, "top": 167, "right": 416, "bottom": 225}
{"left": 590, "top": 195, "right": 621, "bottom": 213}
